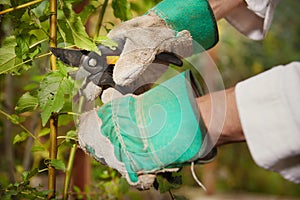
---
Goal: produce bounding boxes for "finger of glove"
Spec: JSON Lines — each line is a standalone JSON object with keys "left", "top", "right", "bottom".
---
{"left": 80, "top": 81, "right": 103, "bottom": 101}
{"left": 107, "top": 13, "right": 166, "bottom": 39}
{"left": 101, "top": 87, "right": 124, "bottom": 104}
{"left": 78, "top": 109, "right": 139, "bottom": 184}
{"left": 100, "top": 63, "right": 168, "bottom": 97}
{"left": 113, "top": 29, "right": 192, "bottom": 86}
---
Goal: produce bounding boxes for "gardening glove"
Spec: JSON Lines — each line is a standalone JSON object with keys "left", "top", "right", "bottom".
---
{"left": 78, "top": 70, "right": 216, "bottom": 189}
{"left": 108, "top": 0, "right": 218, "bottom": 88}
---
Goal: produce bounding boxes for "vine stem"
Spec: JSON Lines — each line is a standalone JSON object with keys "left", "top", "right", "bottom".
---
{"left": 0, "top": 51, "right": 50, "bottom": 75}
{"left": 94, "top": 0, "right": 109, "bottom": 39}
{"left": 49, "top": 0, "right": 57, "bottom": 70}
{"left": 62, "top": 143, "right": 77, "bottom": 200}
{"left": 0, "top": 109, "right": 44, "bottom": 146}
{"left": 48, "top": 113, "right": 58, "bottom": 199}
{"left": 48, "top": 0, "right": 58, "bottom": 198}
{"left": 62, "top": 96, "right": 86, "bottom": 199}
{"left": 0, "top": 0, "right": 44, "bottom": 15}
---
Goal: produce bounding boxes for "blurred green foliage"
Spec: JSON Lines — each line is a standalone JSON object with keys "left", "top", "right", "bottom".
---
{"left": 217, "top": 0, "right": 300, "bottom": 87}
{"left": 214, "top": 0, "right": 300, "bottom": 196}
{"left": 216, "top": 143, "right": 300, "bottom": 196}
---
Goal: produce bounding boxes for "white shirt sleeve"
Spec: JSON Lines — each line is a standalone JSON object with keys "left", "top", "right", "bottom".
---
{"left": 235, "top": 62, "right": 300, "bottom": 184}
{"left": 225, "top": 0, "right": 280, "bottom": 40}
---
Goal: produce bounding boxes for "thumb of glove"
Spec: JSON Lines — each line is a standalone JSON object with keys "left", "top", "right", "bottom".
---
{"left": 101, "top": 87, "right": 124, "bottom": 104}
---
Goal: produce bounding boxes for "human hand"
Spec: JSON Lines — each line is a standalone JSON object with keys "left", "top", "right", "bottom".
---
{"left": 78, "top": 70, "right": 216, "bottom": 189}
{"left": 108, "top": 0, "right": 218, "bottom": 88}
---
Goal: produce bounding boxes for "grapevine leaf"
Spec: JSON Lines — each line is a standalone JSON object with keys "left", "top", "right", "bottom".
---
{"left": 112, "top": 0, "right": 132, "bottom": 21}
{"left": 57, "top": 17, "right": 73, "bottom": 46}
{"left": 38, "top": 71, "right": 74, "bottom": 126}
{"left": 31, "top": 0, "right": 49, "bottom": 21}
{"left": 58, "top": 3, "right": 98, "bottom": 52}
{"left": 0, "top": 36, "right": 17, "bottom": 74}
{"left": 71, "top": 15, "right": 99, "bottom": 52}
{"left": 50, "top": 159, "right": 66, "bottom": 172}
{"left": 15, "top": 92, "right": 39, "bottom": 113}
{"left": 13, "top": 131, "right": 29, "bottom": 144}
{"left": 94, "top": 36, "right": 118, "bottom": 50}
{"left": 60, "top": 74, "right": 74, "bottom": 94}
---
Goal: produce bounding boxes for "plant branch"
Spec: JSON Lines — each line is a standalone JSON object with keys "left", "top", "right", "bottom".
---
{"left": 0, "top": 109, "right": 43, "bottom": 146}
{"left": 48, "top": 0, "right": 58, "bottom": 198}
{"left": 0, "top": 52, "right": 51, "bottom": 75}
{"left": 49, "top": 0, "right": 57, "bottom": 70}
{"left": 94, "top": 0, "right": 109, "bottom": 39}
{"left": 48, "top": 113, "right": 58, "bottom": 199}
{"left": 62, "top": 143, "right": 77, "bottom": 200}
{"left": 0, "top": 0, "right": 44, "bottom": 15}
{"left": 57, "top": 136, "right": 78, "bottom": 141}
{"left": 58, "top": 111, "right": 80, "bottom": 116}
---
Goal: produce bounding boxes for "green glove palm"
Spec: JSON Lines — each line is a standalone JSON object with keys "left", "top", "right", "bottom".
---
{"left": 78, "top": 70, "right": 211, "bottom": 189}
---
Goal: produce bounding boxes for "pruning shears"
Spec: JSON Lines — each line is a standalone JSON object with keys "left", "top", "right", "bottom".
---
{"left": 50, "top": 39, "right": 183, "bottom": 95}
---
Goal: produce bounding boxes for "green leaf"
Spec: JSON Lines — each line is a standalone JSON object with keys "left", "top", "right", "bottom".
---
{"left": 31, "top": 145, "right": 46, "bottom": 152}
{"left": 65, "top": 130, "right": 78, "bottom": 142}
{"left": 0, "top": 0, "right": 11, "bottom": 6}
{"left": 31, "top": 0, "right": 49, "bottom": 21}
{"left": 38, "top": 128, "right": 50, "bottom": 137}
{"left": 73, "top": 186, "right": 84, "bottom": 199}
{"left": 154, "top": 172, "right": 183, "bottom": 193}
{"left": 112, "top": 0, "right": 132, "bottom": 21}
{"left": 58, "top": 3, "right": 98, "bottom": 52}
{"left": 60, "top": 75, "right": 74, "bottom": 94}
{"left": 13, "top": 131, "right": 29, "bottom": 144}
{"left": 10, "top": 114, "right": 25, "bottom": 124}
{"left": 0, "top": 36, "right": 17, "bottom": 74}
{"left": 76, "top": 1, "right": 99, "bottom": 24}
{"left": 22, "top": 168, "right": 39, "bottom": 182}
{"left": 94, "top": 36, "right": 118, "bottom": 51}
{"left": 15, "top": 35, "right": 29, "bottom": 59}
{"left": 38, "top": 71, "right": 74, "bottom": 126}
{"left": 15, "top": 92, "right": 39, "bottom": 113}
{"left": 50, "top": 159, "right": 66, "bottom": 172}
{"left": 71, "top": 16, "right": 98, "bottom": 52}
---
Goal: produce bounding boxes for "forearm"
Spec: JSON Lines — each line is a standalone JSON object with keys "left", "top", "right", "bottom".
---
{"left": 208, "top": 0, "right": 246, "bottom": 20}
{"left": 191, "top": 0, "right": 247, "bottom": 146}
{"left": 197, "top": 87, "right": 245, "bottom": 146}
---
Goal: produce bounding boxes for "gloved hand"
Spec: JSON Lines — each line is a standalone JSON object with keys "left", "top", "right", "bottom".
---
{"left": 78, "top": 70, "right": 216, "bottom": 189}
{"left": 108, "top": 0, "right": 218, "bottom": 88}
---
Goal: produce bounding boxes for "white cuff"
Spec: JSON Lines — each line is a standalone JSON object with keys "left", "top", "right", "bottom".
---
{"left": 225, "top": 0, "right": 279, "bottom": 40}
{"left": 235, "top": 62, "right": 300, "bottom": 183}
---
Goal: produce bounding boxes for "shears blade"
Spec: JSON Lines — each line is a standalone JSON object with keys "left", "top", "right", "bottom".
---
{"left": 50, "top": 47, "right": 89, "bottom": 67}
